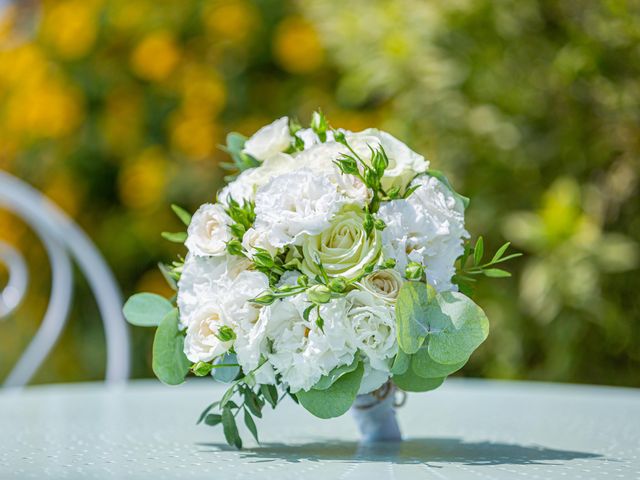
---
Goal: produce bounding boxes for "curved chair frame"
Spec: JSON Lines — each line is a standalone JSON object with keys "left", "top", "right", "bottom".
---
{"left": 0, "top": 171, "right": 130, "bottom": 388}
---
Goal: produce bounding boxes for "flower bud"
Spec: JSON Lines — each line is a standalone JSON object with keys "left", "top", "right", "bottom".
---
{"left": 328, "top": 277, "right": 348, "bottom": 293}
{"left": 405, "top": 261, "right": 425, "bottom": 280}
{"left": 215, "top": 326, "right": 237, "bottom": 342}
{"left": 252, "top": 292, "right": 276, "bottom": 305}
{"left": 307, "top": 284, "right": 332, "bottom": 304}
{"left": 382, "top": 258, "right": 397, "bottom": 269}
{"left": 297, "top": 274, "right": 309, "bottom": 287}
{"left": 226, "top": 239, "right": 243, "bottom": 256}
{"left": 192, "top": 361, "right": 214, "bottom": 377}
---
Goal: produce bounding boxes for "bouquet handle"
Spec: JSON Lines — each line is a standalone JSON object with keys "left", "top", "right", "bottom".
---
{"left": 351, "top": 381, "right": 403, "bottom": 443}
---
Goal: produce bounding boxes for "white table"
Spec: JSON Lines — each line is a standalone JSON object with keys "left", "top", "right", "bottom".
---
{"left": 1, "top": 379, "right": 638, "bottom": 479}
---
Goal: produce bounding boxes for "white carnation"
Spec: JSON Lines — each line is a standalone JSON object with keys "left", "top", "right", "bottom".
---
{"left": 265, "top": 295, "right": 356, "bottom": 392}
{"left": 378, "top": 175, "right": 468, "bottom": 291}
{"left": 347, "top": 129, "right": 429, "bottom": 191}
{"left": 295, "top": 141, "right": 370, "bottom": 206}
{"left": 183, "top": 301, "right": 233, "bottom": 363}
{"left": 185, "top": 203, "right": 232, "bottom": 256}
{"left": 218, "top": 153, "right": 297, "bottom": 206}
{"left": 177, "top": 253, "right": 251, "bottom": 328}
{"left": 345, "top": 290, "right": 397, "bottom": 372}
{"left": 253, "top": 169, "right": 343, "bottom": 248}
{"left": 243, "top": 117, "right": 292, "bottom": 161}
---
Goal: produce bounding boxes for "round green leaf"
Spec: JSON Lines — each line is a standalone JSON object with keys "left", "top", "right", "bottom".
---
{"left": 391, "top": 350, "right": 410, "bottom": 375}
{"left": 296, "top": 362, "right": 364, "bottom": 419}
{"left": 393, "top": 358, "right": 445, "bottom": 392}
{"left": 123, "top": 293, "right": 173, "bottom": 327}
{"left": 152, "top": 309, "right": 191, "bottom": 385}
{"left": 396, "top": 281, "right": 436, "bottom": 354}
{"left": 412, "top": 347, "right": 467, "bottom": 378}
{"left": 312, "top": 356, "right": 359, "bottom": 390}
{"left": 427, "top": 291, "right": 489, "bottom": 365}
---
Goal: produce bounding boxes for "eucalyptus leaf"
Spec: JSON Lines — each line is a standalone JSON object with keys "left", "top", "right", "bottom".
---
{"left": 390, "top": 350, "right": 410, "bottom": 375}
{"left": 426, "top": 291, "right": 490, "bottom": 365}
{"left": 395, "top": 281, "right": 436, "bottom": 354}
{"left": 396, "top": 283, "right": 489, "bottom": 365}
{"left": 204, "top": 414, "right": 222, "bottom": 426}
{"left": 412, "top": 347, "right": 467, "bottom": 378}
{"left": 123, "top": 293, "right": 173, "bottom": 327}
{"left": 312, "top": 356, "right": 359, "bottom": 390}
{"left": 152, "top": 309, "right": 191, "bottom": 385}
{"left": 212, "top": 353, "right": 240, "bottom": 383}
{"left": 393, "top": 359, "right": 445, "bottom": 392}
{"left": 296, "top": 362, "right": 364, "bottom": 419}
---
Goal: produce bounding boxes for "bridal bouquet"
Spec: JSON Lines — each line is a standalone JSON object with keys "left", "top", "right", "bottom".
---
{"left": 124, "top": 112, "right": 518, "bottom": 448}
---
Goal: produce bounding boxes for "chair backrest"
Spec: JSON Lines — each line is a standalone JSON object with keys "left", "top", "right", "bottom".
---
{"left": 0, "top": 171, "right": 130, "bottom": 388}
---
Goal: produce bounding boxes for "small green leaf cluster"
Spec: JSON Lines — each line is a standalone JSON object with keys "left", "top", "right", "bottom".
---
{"left": 453, "top": 237, "right": 522, "bottom": 295}
{"left": 220, "top": 132, "right": 260, "bottom": 177}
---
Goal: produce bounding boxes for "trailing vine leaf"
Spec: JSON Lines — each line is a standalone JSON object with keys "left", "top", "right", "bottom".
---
{"left": 222, "top": 407, "right": 242, "bottom": 449}
{"left": 243, "top": 409, "right": 259, "bottom": 443}
{"left": 152, "top": 309, "right": 191, "bottom": 385}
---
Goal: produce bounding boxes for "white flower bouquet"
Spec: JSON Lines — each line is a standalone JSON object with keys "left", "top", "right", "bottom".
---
{"left": 124, "top": 112, "right": 518, "bottom": 448}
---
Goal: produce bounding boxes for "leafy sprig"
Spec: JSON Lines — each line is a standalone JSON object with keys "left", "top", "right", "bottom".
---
{"left": 453, "top": 237, "right": 522, "bottom": 294}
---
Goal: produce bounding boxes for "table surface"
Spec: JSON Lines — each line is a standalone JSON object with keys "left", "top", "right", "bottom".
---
{"left": 1, "top": 379, "right": 639, "bottom": 480}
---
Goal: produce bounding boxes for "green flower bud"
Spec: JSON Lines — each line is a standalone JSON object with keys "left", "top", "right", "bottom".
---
{"left": 374, "top": 218, "right": 386, "bottom": 231}
{"left": 328, "top": 277, "right": 348, "bottom": 293}
{"left": 333, "top": 130, "right": 347, "bottom": 144}
{"left": 307, "top": 284, "right": 332, "bottom": 304}
{"left": 297, "top": 274, "right": 309, "bottom": 287}
{"left": 311, "top": 111, "right": 329, "bottom": 141}
{"left": 192, "top": 361, "right": 214, "bottom": 377}
{"left": 252, "top": 292, "right": 276, "bottom": 305}
{"left": 215, "top": 326, "right": 237, "bottom": 342}
{"left": 334, "top": 155, "right": 360, "bottom": 176}
{"left": 226, "top": 239, "right": 243, "bottom": 256}
{"left": 382, "top": 258, "right": 397, "bottom": 269}
{"left": 405, "top": 261, "right": 425, "bottom": 280}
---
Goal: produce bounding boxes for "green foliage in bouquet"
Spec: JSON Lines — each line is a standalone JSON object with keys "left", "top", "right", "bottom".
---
{"left": 123, "top": 112, "right": 518, "bottom": 448}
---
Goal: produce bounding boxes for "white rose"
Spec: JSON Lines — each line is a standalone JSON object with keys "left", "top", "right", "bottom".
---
{"left": 242, "top": 117, "right": 292, "bottom": 161}
{"left": 378, "top": 175, "right": 468, "bottom": 291}
{"left": 177, "top": 253, "right": 251, "bottom": 328}
{"left": 184, "top": 301, "right": 233, "bottom": 363}
{"left": 185, "top": 203, "right": 232, "bottom": 256}
{"left": 345, "top": 290, "right": 397, "bottom": 372}
{"left": 300, "top": 206, "right": 382, "bottom": 279}
{"left": 358, "top": 269, "right": 403, "bottom": 303}
{"left": 265, "top": 295, "right": 356, "bottom": 392}
{"left": 241, "top": 227, "right": 279, "bottom": 257}
{"left": 254, "top": 169, "right": 343, "bottom": 248}
{"left": 347, "top": 129, "right": 429, "bottom": 192}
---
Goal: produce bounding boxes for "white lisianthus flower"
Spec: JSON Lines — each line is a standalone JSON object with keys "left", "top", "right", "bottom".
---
{"left": 177, "top": 253, "right": 251, "bottom": 328}
{"left": 347, "top": 129, "right": 429, "bottom": 192}
{"left": 184, "top": 301, "right": 233, "bottom": 363}
{"left": 265, "top": 295, "right": 355, "bottom": 392}
{"left": 243, "top": 117, "right": 292, "bottom": 161}
{"left": 301, "top": 206, "right": 381, "bottom": 279}
{"left": 254, "top": 169, "right": 343, "bottom": 248}
{"left": 358, "top": 269, "right": 404, "bottom": 303}
{"left": 378, "top": 175, "right": 468, "bottom": 291}
{"left": 220, "top": 270, "right": 270, "bottom": 334}
{"left": 185, "top": 203, "right": 232, "bottom": 256}
{"left": 345, "top": 290, "right": 397, "bottom": 372}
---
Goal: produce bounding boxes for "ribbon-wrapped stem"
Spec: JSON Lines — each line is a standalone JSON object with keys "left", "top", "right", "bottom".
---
{"left": 351, "top": 381, "right": 404, "bottom": 443}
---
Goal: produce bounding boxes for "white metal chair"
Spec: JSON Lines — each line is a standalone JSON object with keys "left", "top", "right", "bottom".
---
{"left": 0, "top": 170, "right": 130, "bottom": 388}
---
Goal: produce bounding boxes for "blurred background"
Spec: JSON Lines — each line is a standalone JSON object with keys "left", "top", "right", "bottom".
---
{"left": 0, "top": 0, "right": 638, "bottom": 387}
